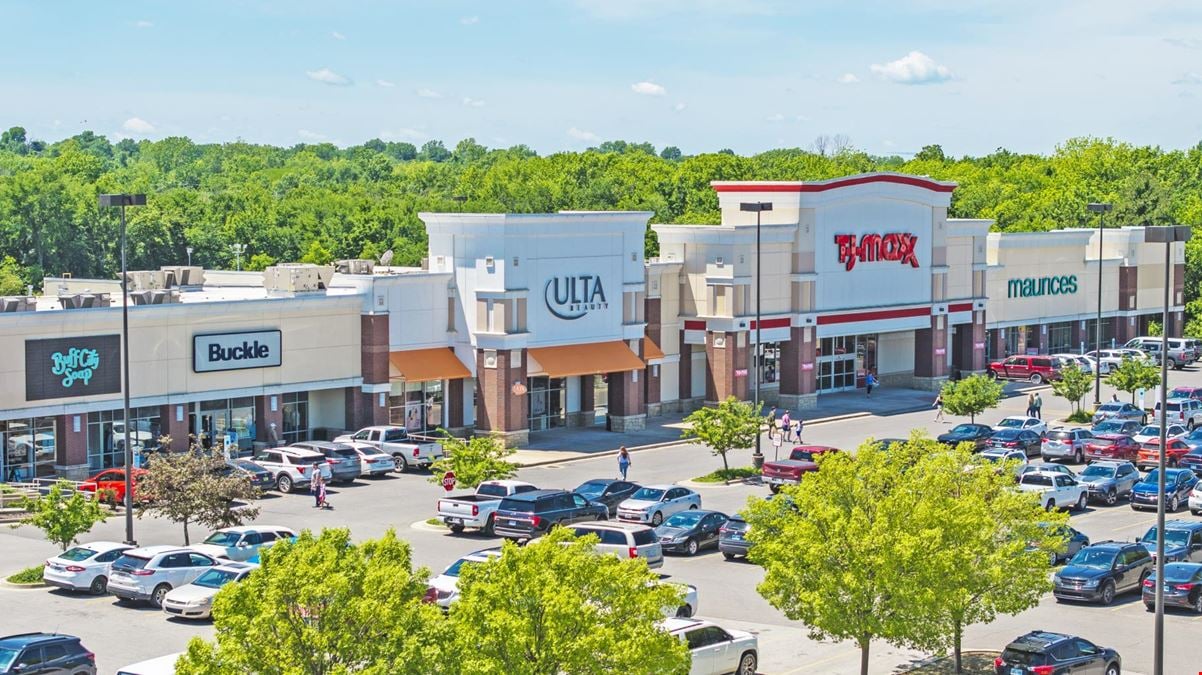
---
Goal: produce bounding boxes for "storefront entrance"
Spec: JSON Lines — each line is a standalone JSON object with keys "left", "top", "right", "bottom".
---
{"left": 528, "top": 376, "right": 566, "bottom": 432}
{"left": 593, "top": 375, "right": 609, "bottom": 426}
{"left": 1, "top": 417, "right": 56, "bottom": 482}
{"left": 190, "top": 398, "right": 257, "bottom": 451}
{"left": 816, "top": 334, "right": 877, "bottom": 393}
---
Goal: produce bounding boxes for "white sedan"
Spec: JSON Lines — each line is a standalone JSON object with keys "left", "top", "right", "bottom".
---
{"left": 1132, "top": 424, "right": 1187, "bottom": 445}
{"left": 42, "top": 541, "right": 133, "bottom": 594}
{"left": 617, "top": 485, "right": 702, "bottom": 526}
{"left": 977, "top": 448, "right": 1028, "bottom": 477}
{"left": 428, "top": 547, "right": 503, "bottom": 608}
{"left": 161, "top": 561, "right": 256, "bottom": 619}
{"left": 993, "top": 416, "right": 1047, "bottom": 436}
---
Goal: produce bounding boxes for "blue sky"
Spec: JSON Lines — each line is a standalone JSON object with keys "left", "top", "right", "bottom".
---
{"left": 2, "top": 0, "right": 1201, "bottom": 156}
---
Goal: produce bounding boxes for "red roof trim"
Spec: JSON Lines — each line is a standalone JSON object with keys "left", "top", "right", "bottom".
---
{"left": 713, "top": 175, "right": 955, "bottom": 194}
{"left": 817, "top": 306, "right": 931, "bottom": 326}
{"left": 683, "top": 320, "right": 706, "bottom": 331}
{"left": 948, "top": 302, "right": 974, "bottom": 313}
{"left": 749, "top": 317, "right": 791, "bottom": 330}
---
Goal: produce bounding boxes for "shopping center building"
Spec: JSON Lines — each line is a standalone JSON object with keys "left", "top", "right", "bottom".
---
{"left": 0, "top": 172, "right": 1185, "bottom": 480}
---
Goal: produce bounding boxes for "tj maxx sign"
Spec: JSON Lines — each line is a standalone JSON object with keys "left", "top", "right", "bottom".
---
{"left": 834, "top": 233, "right": 920, "bottom": 271}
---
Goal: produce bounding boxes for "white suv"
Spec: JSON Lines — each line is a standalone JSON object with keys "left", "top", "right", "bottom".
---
{"left": 190, "top": 526, "right": 297, "bottom": 562}
{"left": 662, "top": 618, "right": 758, "bottom": 675}
{"left": 1153, "top": 398, "right": 1202, "bottom": 430}
{"left": 570, "top": 521, "right": 664, "bottom": 569}
{"left": 107, "top": 546, "right": 220, "bottom": 607}
{"left": 255, "top": 447, "right": 332, "bottom": 492}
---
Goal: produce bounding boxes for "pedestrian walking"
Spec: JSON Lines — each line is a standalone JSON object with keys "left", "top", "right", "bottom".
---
{"left": 933, "top": 393, "right": 944, "bottom": 422}
{"left": 780, "top": 410, "right": 791, "bottom": 443}
{"left": 865, "top": 371, "right": 878, "bottom": 398}
{"left": 767, "top": 406, "right": 778, "bottom": 439}
{"left": 1026, "top": 393, "right": 1036, "bottom": 418}
{"left": 310, "top": 466, "right": 323, "bottom": 508}
{"left": 1033, "top": 393, "right": 1043, "bottom": 420}
{"left": 317, "top": 476, "right": 331, "bottom": 509}
{"left": 617, "top": 446, "right": 631, "bottom": 481}
{"left": 794, "top": 417, "right": 804, "bottom": 443}
{"left": 1111, "top": 393, "right": 1119, "bottom": 403}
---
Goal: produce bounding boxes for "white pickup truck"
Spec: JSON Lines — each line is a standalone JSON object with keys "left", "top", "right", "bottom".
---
{"left": 437, "top": 480, "right": 539, "bottom": 535}
{"left": 1017, "top": 471, "right": 1088, "bottom": 512}
{"left": 334, "top": 426, "right": 444, "bottom": 472}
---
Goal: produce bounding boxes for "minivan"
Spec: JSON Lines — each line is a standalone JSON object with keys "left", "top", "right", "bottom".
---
{"left": 570, "top": 521, "right": 664, "bottom": 569}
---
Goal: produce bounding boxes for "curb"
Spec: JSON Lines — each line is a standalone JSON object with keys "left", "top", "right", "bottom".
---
{"left": 410, "top": 519, "right": 448, "bottom": 533}
{"left": 0, "top": 579, "right": 46, "bottom": 590}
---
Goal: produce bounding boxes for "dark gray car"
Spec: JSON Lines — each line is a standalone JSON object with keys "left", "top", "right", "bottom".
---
{"left": 1077, "top": 461, "right": 1140, "bottom": 505}
{"left": 289, "top": 441, "right": 362, "bottom": 483}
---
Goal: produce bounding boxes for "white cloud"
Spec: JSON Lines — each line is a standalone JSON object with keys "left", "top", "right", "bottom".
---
{"left": 567, "top": 127, "right": 600, "bottom": 142}
{"left": 1165, "top": 37, "right": 1202, "bottom": 49}
{"left": 1173, "top": 73, "right": 1202, "bottom": 85}
{"left": 870, "top": 51, "right": 952, "bottom": 85}
{"left": 380, "top": 128, "right": 426, "bottom": 141}
{"left": 795, "top": 115, "right": 810, "bottom": 122}
{"left": 631, "top": 81, "right": 667, "bottom": 96}
{"left": 298, "top": 129, "right": 327, "bottom": 141}
{"left": 122, "top": 117, "right": 155, "bottom": 134}
{"left": 674, "top": 102, "right": 687, "bottom": 112}
{"left": 331, "top": 31, "right": 346, "bottom": 40}
{"left": 462, "top": 97, "right": 485, "bottom": 107}
{"left": 766, "top": 113, "right": 785, "bottom": 122}
{"left": 416, "top": 88, "right": 442, "bottom": 98}
{"left": 134, "top": 20, "right": 153, "bottom": 28}
{"left": 460, "top": 15, "right": 480, "bottom": 25}
{"left": 376, "top": 79, "right": 396, "bottom": 88}
{"left": 838, "top": 73, "right": 860, "bottom": 84}
{"left": 306, "top": 67, "right": 352, "bottom": 86}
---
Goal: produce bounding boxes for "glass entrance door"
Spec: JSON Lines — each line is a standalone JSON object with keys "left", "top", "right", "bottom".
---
{"left": 817, "top": 355, "right": 857, "bottom": 392}
{"left": 816, "top": 334, "right": 876, "bottom": 393}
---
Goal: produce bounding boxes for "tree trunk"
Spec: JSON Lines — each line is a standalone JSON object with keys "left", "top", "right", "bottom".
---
{"left": 183, "top": 519, "right": 190, "bottom": 545}
{"left": 720, "top": 451, "right": 730, "bottom": 472}
{"left": 859, "top": 636, "right": 870, "bottom": 675}
{"left": 954, "top": 622, "right": 962, "bottom": 674}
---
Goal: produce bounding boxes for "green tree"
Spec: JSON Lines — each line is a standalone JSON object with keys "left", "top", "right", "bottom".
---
{"left": 447, "top": 528, "right": 690, "bottom": 675}
{"left": 898, "top": 442, "right": 1067, "bottom": 674}
{"left": 244, "top": 252, "right": 276, "bottom": 271}
{"left": 939, "top": 374, "right": 1004, "bottom": 423}
{"left": 18, "top": 481, "right": 108, "bottom": 552}
{"left": 914, "top": 144, "right": 946, "bottom": 162}
{"left": 420, "top": 140, "right": 450, "bottom": 162}
{"left": 1106, "top": 356, "right": 1161, "bottom": 403}
{"left": 299, "top": 240, "right": 334, "bottom": 265}
{"left": 1050, "top": 364, "right": 1093, "bottom": 416}
{"left": 659, "top": 146, "right": 682, "bottom": 161}
{"left": 1147, "top": 320, "right": 1163, "bottom": 337}
{"left": 0, "top": 255, "right": 25, "bottom": 295}
{"left": 175, "top": 528, "right": 448, "bottom": 675}
{"left": 427, "top": 432, "right": 518, "bottom": 491}
{"left": 680, "top": 396, "right": 762, "bottom": 472}
{"left": 137, "top": 449, "right": 261, "bottom": 544}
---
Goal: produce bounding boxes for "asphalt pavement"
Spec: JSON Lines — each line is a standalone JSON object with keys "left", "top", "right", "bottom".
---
{"left": 2, "top": 369, "right": 1199, "bottom": 673}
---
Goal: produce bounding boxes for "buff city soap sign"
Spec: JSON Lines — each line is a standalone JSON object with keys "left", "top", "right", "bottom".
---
{"left": 25, "top": 335, "right": 122, "bottom": 401}
{"left": 544, "top": 274, "right": 608, "bottom": 320}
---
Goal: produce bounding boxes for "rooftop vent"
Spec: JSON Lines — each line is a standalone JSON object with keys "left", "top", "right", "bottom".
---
{"left": 58, "top": 292, "right": 112, "bottom": 310}
{"left": 160, "top": 265, "right": 205, "bottom": 287}
{"left": 263, "top": 263, "right": 334, "bottom": 294}
{"left": 0, "top": 296, "right": 37, "bottom": 313}
{"left": 335, "top": 259, "right": 375, "bottom": 275}
{"left": 128, "top": 289, "right": 181, "bottom": 305}
{"left": 121, "top": 270, "right": 167, "bottom": 292}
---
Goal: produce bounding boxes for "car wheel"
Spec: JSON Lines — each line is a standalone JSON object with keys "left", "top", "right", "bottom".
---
{"left": 1074, "top": 493, "right": 1087, "bottom": 512}
{"left": 768, "top": 484, "right": 781, "bottom": 494}
{"left": 1030, "top": 373, "right": 1043, "bottom": 384}
{"left": 688, "top": 504, "right": 699, "bottom": 510}
{"left": 276, "top": 475, "right": 293, "bottom": 493}
{"left": 1074, "top": 449, "right": 1084, "bottom": 464}
{"left": 1169, "top": 495, "right": 1180, "bottom": 512}
{"left": 685, "top": 539, "right": 699, "bottom": 556}
{"left": 651, "top": 511, "right": 663, "bottom": 526}
{"left": 1193, "top": 593, "right": 1202, "bottom": 614}
{"left": 1049, "top": 551, "right": 1058, "bottom": 566}
{"left": 1100, "top": 581, "right": 1116, "bottom": 606}
{"left": 1189, "top": 420, "right": 1197, "bottom": 432}
{"left": 393, "top": 455, "right": 408, "bottom": 473}
{"left": 150, "top": 584, "right": 171, "bottom": 608}
{"left": 449, "top": 524, "right": 465, "bottom": 534}
{"left": 89, "top": 575, "right": 108, "bottom": 595}
{"left": 1105, "top": 662, "right": 1120, "bottom": 675}
{"left": 482, "top": 515, "right": 495, "bottom": 536}
{"left": 723, "top": 552, "right": 736, "bottom": 560}
{"left": 1192, "top": 509, "right": 1202, "bottom": 516}
{"left": 1106, "top": 489, "right": 1118, "bottom": 506}
{"left": 675, "top": 604, "right": 693, "bottom": 618}
{"left": 987, "top": 370, "right": 998, "bottom": 380}
{"left": 736, "top": 651, "right": 757, "bottom": 675}
{"left": 1045, "top": 500, "right": 1055, "bottom": 511}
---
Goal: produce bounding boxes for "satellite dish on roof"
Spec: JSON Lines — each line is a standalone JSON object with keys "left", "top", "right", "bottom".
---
{"left": 379, "top": 249, "right": 394, "bottom": 267}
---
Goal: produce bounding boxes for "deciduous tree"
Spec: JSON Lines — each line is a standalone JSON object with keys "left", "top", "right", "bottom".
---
{"left": 137, "top": 448, "right": 261, "bottom": 544}
{"left": 18, "top": 480, "right": 108, "bottom": 551}
{"left": 427, "top": 432, "right": 518, "bottom": 490}
{"left": 1106, "top": 356, "right": 1161, "bottom": 403}
{"left": 680, "top": 396, "right": 762, "bottom": 472}
{"left": 939, "top": 374, "right": 1004, "bottom": 422}
{"left": 1051, "top": 364, "right": 1093, "bottom": 415}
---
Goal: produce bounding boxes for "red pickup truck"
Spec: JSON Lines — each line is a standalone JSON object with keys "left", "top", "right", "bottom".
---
{"left": 761, "top": 446, "right": 839, "bottom": 494}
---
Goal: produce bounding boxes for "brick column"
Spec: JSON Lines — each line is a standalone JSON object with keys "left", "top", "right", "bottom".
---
{"left": 55, "top": 414, "right": 89, "bottom": 479}
{"left": 446, "top": 378, "right": 465, "bottom": 430}
{"left": 678, "top": 340, "right": 692, "bottom": 401}
{"left": 1114, "top": 316, "right": 1136, "bottom": 345}
{"left": 160, "top": 403, "right": 190, "bottom": 451}
{"left": 475, "top": 348, "right": 529, "bottom": 447}
{"left": 705, "top": 331, "right": 749, "bottom": 404}
{"left": 779, "top": 326, "right": 817, "bottom": 409}
{"left": 989, "top": 327, "right": 1005, "bottom": 360}
{"left": 645, "top": 362, "right": 661, "bottom": 415}
{"left": 914, "top": 315, "right": 949, "bottom": 391}
{"left": 257, "top": 395, "right": 284, "bottom": 446}
{"left": 608, "top": 339, "right": 647, "bottom": 431}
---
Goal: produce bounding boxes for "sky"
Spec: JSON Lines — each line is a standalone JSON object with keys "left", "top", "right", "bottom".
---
{"left": 2, "top": 0, "right": 1201, "bottom": 157}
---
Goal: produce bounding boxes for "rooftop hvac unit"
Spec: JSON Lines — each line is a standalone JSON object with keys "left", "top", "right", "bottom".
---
{"left": 160, "top": 265, "right": 205, "bottom": 287}
{"left": 0, "top": 296, "right": 37, "bottom": 312}
{"left": 335, "top": 259, "right": 375, "bottom": 275}
{"left": 128, "top": 290, "right": 153, "bottom": 306}
{"left": 263, "top": 264, "right": 334, "bottom": 293}
{"left": 122, "top": 270, "right": 167, "bottom": 291}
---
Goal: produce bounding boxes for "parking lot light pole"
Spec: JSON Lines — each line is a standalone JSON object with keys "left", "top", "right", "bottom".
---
{"left": 98, "top": 193, "right": 147, "bottom": 547}
{"left": 1087, "top": 202, "right": 1112, "bottom": 406}
{"left": 1144, "top": 224, "right": 1191, "bottom": 675}
{"left": 740, "top": 201, "right": 772, "bottom": 467}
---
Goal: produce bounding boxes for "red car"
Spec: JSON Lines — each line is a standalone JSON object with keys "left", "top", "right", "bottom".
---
{"left": 1136, "top": 438, "right": 1194, "bottom": 471}
{"left": 1083, "top": 434, "right": 1140, "bottom": 463}
{"left": 761, "top": 446, "right": 839, "bottom": 494}
{"left": 78, "top": 468, "right": 147, "bottom": 503}
{"left": 988, "top": 355, "right": 1061, "bottom": 384}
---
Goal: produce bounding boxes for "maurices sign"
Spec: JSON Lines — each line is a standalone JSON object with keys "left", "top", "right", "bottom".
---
{"left": 25, "top": 335, "right": 122, "bottom": 401}
{"left": 544, "top": 274, "right": 608, "bottom": 320}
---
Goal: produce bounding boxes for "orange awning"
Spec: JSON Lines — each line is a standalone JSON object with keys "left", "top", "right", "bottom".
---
{"left": 642, "top": 337, "right": 665, "bottom": 362}
{"left": 389, "top": 347, "right": 471, "bottom": 383}
{"left": 528, "top": 341, "right": 645, "bottom": 378}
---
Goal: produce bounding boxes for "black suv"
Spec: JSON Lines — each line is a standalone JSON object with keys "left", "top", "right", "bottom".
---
{"left": 493, "top": 489, "right": 608, "bottom": 540}
{"left": 1053, "top": 541, "right": 1153, "bottom": 605}
{"left": 0, "top": 633, "right": 96, "bottom": 675}
{"left": 995, "top": 631, "right": 1120, "bottom": 675}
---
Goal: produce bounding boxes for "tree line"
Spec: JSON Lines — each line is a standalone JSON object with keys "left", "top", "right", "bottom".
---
{"left": 2, "top": 126, "right": 1201, "bottom": 329}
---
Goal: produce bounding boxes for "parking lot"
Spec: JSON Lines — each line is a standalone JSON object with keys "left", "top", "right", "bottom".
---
{"left": 5, "top": 369, "right": 1202, "bottom": 673}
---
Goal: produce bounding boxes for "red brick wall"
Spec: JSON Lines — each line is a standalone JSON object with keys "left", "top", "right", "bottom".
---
{"left": 56, "top": 414, "right": 87, "bottom": 467}
{"left": 361, "top": 315, "right": 389, "bottom": 385}
{"left": 160, "top": 403, "right": 191, "bottom": 450}
{"left": 475, "top": 349, "right": 528, "bottom": 433}
{"left": 706, "top": 332, "right": 748, "bottom": 402}
{"left": 678, "top": 340, "right": 692, "bottom": 399}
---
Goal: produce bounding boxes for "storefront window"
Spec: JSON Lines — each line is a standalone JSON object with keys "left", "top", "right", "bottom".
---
{"left": 1084, "top": 319, "right": 1115, "bottom": 352}
{"left": 758, "top": 343, "right": 780, "bottom": 384}
{"left": 593, "top": 375, "right": 609, "bottom": 426}
{"left": 815, "top": 335, "right": 876, "bottom": 393}
{"left": 1003, "top": 326, "right": 1027, "bottom": 356}
{"left": 281, "top": 392, "right": 308, "bottom": 444}
{"left": 528, "top": 376, "right": 566, "bottom": 432}
{"left": 1047, "top": 322, "right": 1073, "bottom": 354}
{"left": 87, "top": 407, "right": 162, "bottom": 471}
{"left": 2, "top": 417, "right": 57, "bottom": 482}
{"left": 389, "top": 380, "right": 444, "bottom": 433}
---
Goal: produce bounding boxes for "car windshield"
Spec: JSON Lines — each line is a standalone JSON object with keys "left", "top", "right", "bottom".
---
{"left": 0, "top": 648, "right": 17, "bottom": 671}
{"left": 950, "top": 424, "right": 976, "bottom": 433}
{"left": 1099, "top": 403, "right": 1123, "bottom": 412}
{"left": 1170, "top": 388, "right": 1195, "bottom": 399}
{"left": 444, "top": 556, "right": 490, "bottom": 577}
{"left": 992, "top": 430, "right": 1019, "bottom": 439}
{"left": 790, "top": 449, "right": 816, "bottom": 460}
{"left": 235, "top": 460, "right": 265, "bottom": 473}
{"left": 203, "top": 532, "right": 242, "bottom": 547}
{"left": 1093, "top": 422, "right": 1123, "bottom": 433}
{"left": 113, "top": 555, "right": 149, "bottom": 570}
{"left": 575, "top": 480, "right": 608, "bottom": 496}
{"left": 664, "top": 512, "right": 704, "bottom": 527}
{"left": 1158, "top": 402, "right": 1182, "bottom": 412}
{"left": 1141, "top": 527, "right": 1191, "bottom": 547}
{"left": 192, "top": 568, "right": 241, "bottom": 589}
{"left": 724, "top": 520, "right": 750, "bottom": 532}
{"left": 631, "top": 488, "right": 665, "bottom": 501}
{"left": 1069, "top": 549, "right": 1117, "bottom": 569}
{"left": 1020, "top": 474, "right": 1053, "bottom": 486}
{"left": 1000, "top": 648, "right": 1049, "bottom": 667}
{"left": 477, "top": 483, "right": 511, "bottom": 498}
{"left": 1046, "top": 431, "right": 1072, "bottom": 441}
{"left": 1080, "top": 465, "right": 1116, "bottom": 479}
{"left": 632, "top": 529, "right": 656, "bottom": 546}
{"left": 58, "top": 546, "right": 98, "bottom": 562}
{"left": 997, "top": 418, "right": 1024, "bottom": 428}
{"left": 1137, "top": 426, "right": 1161, "bottom": 436}
{"left": 332, "top": 448, "right": 358, "bottom": 459}
{"left": 1141, "top": 470, "right": 1163, "bottom": 484}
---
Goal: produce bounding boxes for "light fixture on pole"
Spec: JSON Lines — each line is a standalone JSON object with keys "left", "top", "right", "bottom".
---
{"left": 1086, "top": 202, "right": 1112, "bottom": 406}
{"left": 740, "top": 201, "right": 772, "bottom": 468}
{"left": 1143, "top": 224, "right": 1191, "bottom": 675}
{"left": 230, "top": 243, "right": 246, "bottom": 271}
{"left": 98, "top": 193, "right": 147, "bottom": 547}
{"left": 186, "top": 246, "right": 193, "bottom": 267}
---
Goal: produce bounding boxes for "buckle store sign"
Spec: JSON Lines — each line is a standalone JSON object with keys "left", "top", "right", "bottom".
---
{"left": 544, "top": 274, "right": 608, "bottom": 320}
{"left": 25, "top": 335, "right": 122, "bottom": 401}
{"left": 834, "top": 233, "right": 920, "bottom": 271}
{"left": 193, "top": 330, "right": 282, "bottom": 373}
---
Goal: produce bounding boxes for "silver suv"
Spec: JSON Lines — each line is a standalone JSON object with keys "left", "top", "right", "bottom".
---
{"left": 570, "top": 521, "right": 664, "bottom": 569}
{"left": 107, "top": 546, "right": 219, "bottom": 607}
{"left": 1125, "top": 337, "right": 1195, "bottom": 369}
{"left": 1042, "top": 428, "right": 1095, "bottom": 464}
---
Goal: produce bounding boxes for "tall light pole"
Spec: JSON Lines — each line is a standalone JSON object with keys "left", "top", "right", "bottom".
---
{"left": 1087, "top": 202, "right": 1112, "bottom": 406}
{"left": 186, "top": 246, "right": 193, "bottom": 267}
{"left": 740, "top": 201, "right": 772, "bottom": 467}
{"left": 1144, "top": 224, "right": 1191, "bottom": 675}
{"left": 230, "top": 243, "right": 246, "bottom": 271}
{"left": 99, "top": 193, "right": 147, "bottom": 547}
